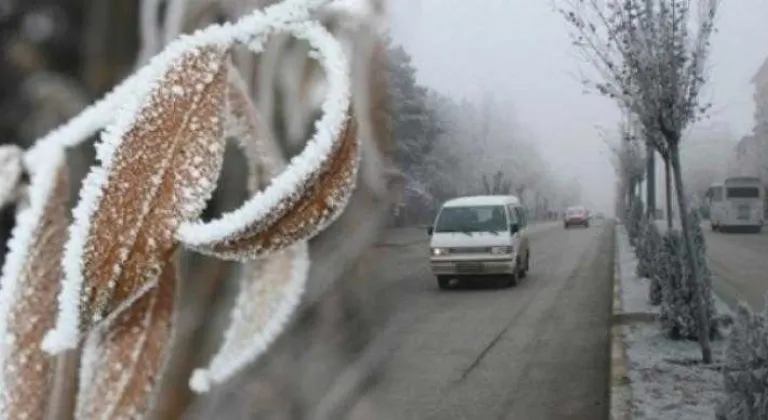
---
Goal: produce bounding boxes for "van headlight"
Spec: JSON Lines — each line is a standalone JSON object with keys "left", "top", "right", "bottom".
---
{"left": 432, "top": 247, "right": 449, "bottom": 256}
{"left": 490, "top": 246, "right": 513, "bottom": 255}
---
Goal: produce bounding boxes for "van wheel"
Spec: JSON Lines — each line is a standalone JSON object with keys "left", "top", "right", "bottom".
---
{"left": 437, "top": 276, "right": 453, "bottom": 290}
{"left": 518, "top": 255, "right": 529, "bottom": 279}
{"left": 504, "top": 273, "right": 518, "bottom": 288}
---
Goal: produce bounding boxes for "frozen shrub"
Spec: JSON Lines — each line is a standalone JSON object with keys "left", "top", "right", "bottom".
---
{"left": 636, "top": 219, "right": 663, "bottom": 305}
{"left": 716, "top": 301, "right": 768, "bottom": 420}
{"left": 658, "top": 211, "right": 718, "bottom": 340}
{"left": 636, "top": 216, "right": 659, "bottom": 279}
{"left": 627, "top": 198, "right": 644, "bottom": 246}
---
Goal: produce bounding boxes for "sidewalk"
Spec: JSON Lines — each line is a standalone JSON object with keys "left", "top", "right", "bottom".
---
{"left": 609, "top": 224, "right": 731, "bottom": 420}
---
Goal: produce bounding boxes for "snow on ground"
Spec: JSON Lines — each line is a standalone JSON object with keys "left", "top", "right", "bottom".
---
{"left": 616, "top": 226, "right": 731, "bottom": 420}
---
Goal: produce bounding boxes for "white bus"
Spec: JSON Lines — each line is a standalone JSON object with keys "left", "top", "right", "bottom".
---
{"left": 707, "top": 176, "right": 764, "bottom": 233}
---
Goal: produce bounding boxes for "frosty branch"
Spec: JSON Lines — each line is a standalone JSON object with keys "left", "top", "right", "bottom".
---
{"left": 0, "top": 0, "right": 380, "bottom": 418}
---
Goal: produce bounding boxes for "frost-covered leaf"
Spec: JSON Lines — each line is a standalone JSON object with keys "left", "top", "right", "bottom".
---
{"left": 176, "top": 18, "right": 354, "bottom": 260}
{"left": 77, "top": 257, "right": 177, "bottom": 419}
{"left": 43, "top": 45, "right": 230, "bottom": 353}
{"left": 190, "top": 243, "right": 308, "bottom": 392}
{"left": 0, "top": 152, "right": 68, "bottom": 419}
{"left": 223, "top": 64, "right": 286, "bottom": 193}
{"left": 0, "top": 144, "right": 24, "bottom": 209}
{"left": 189, "top": 68, "right": 309, "bottom": 392}
{"left": 178, "top": 110, "right": 357, "bottom": 260}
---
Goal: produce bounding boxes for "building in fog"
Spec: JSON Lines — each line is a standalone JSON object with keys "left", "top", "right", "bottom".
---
{"left": 727, "top": 58, "right": 768, "bottom": 181}
{"left": 753, "top": 57, "right": 768, "bottom": 143}
{"left": 727, "top": 134, "right": 763, "bottom": 178}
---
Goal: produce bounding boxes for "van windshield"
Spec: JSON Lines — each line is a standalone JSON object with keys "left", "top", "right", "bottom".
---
{"left": 434, "top": 205, "right": 509, "bottom": 233}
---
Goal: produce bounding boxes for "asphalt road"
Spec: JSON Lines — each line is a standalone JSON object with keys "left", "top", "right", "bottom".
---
{"left": 702, "top": 225, "right": 768, "bottom": 311}
{"left": 371, "top": 221, "right": 614, "bottom": 420}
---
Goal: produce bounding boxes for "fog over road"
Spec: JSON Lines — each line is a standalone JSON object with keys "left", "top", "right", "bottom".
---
{"left": 371, "top": 221, "right": 614, "bottom": 420}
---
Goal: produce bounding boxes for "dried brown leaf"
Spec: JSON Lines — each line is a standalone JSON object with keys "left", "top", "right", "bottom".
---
{"left": 224, "top": 64, "right": 286, "bottom": 193}
{"left": 76, "top": 257, "right": 177, "bottom": 419}
{"left": 189, "top": 243, "right": 308, "bottom": 392}
{"left": 180, "top": 105, "right": 358, "bottom": 261}
{"left": 189, "top": 66, "right": 310, "bottom": 392}
{"left": 0, "top": 154, "right": 68, "bottom": 419}
{"left": 63, "top": 45, "right": 230, "bottom": 339}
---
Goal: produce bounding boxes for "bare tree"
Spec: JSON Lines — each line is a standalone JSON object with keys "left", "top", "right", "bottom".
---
{"left": 561, "top": 0, "right": 719, "bottom": 362}
{"left": 605, "top": 115, "right": 646, "bottom": 212}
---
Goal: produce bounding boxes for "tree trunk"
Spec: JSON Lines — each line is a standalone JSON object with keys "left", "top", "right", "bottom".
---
{"left": 670, "top": 145, "right": 712, "bottom": 364}
{"left": 646, "top": 144, "right": 656, "bottom": 219}
{"left": 665, "top": 158, "right": 673, "bottom": 230}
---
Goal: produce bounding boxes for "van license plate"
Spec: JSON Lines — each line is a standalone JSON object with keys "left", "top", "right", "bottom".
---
{"left": 456, "top": 262, "right": 482, "bottom": 273}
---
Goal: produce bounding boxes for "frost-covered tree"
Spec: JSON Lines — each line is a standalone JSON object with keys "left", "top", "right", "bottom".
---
{"left": 388, "top": 41, "right": 442, "bottom": 177}
{"left": 717, "top": 301, "right": 768, "bottom": 420}
{"left": 562, "top": 0, "right": 720, "bottom": 363}
{"left": 606, "top": 118, "right": 646, "bottom": 220}
{"left": 481, "top": 169, "right": 514, "bottom": 195}
{"left": 659, "top": 210, "right": 717, "bottom": 341}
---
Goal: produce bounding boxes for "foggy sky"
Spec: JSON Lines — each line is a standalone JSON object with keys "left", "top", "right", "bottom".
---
{"left": 387, "top": 0, "right": 768, "bottom": 214}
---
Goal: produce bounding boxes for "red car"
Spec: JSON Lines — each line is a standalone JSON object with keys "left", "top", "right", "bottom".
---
{"left": 564, "top": 206, "right": 589, "bottom": 228}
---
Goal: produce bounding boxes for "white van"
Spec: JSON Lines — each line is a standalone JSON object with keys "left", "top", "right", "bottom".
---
{"left": 427, "top": 195, "right": 531, "bottom": 289}
{"left": 708, "top": 176, "right": 764, "bottom": 233}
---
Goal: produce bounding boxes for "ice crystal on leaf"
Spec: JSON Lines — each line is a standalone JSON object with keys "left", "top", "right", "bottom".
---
{"left": 0, "top": 0, "right": 359, "bottom": 415}
{"left": 0, "top": 152, "right": 69, "bottom": 419}
{"left": 176, "top": 17, "right": 356, "bottom": 261}
{"left": 190, "top": 244, "right": 309, "bottom": 392}
{"left": 190, "top": 68, "right": 311, "bottom": 392}
{"left": 0, "top": 145, "right": 23, "bottom": 210}
{"left": 43, "top": 45, "right": 230, "bottom": 354}
{"left": 77, "top": 259, "right": 177, "bottom": 419}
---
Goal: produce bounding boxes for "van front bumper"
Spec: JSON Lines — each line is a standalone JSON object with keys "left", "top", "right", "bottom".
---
{"left": 430, "top": 258, "right": 517, "bottom": 276}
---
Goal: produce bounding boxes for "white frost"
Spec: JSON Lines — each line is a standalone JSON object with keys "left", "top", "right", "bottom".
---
{"left": 0, "top": 145, "right": 23, "bottom": 210}
{"left": 0, "top": 149, "right": 65, "bottom": 414}
{"left": 41, "top": 0, "right": 343, "bottom": 356}
{"left": 177, "top": 18, "right": 351, "bottom": 247}
{"left": 189, "top": 242, "right": 309, "bottom": 393}
{"left": 615, "top": 225, "right": 733, "bottom": 420}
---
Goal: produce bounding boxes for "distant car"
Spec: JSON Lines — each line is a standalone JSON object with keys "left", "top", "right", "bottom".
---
{"left": 594, "top": 212, "right": 605, "bottom": 220}
{"left": 564, "top": 206, "right": 589, "bottom": 228}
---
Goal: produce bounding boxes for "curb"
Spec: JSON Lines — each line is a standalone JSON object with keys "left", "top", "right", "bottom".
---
{"left": 609, "top": 225, "right": 632, "bottom": 420}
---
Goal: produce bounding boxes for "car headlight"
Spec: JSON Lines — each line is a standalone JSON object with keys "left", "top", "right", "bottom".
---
{"left": 490, "top": 246, "right": 513, "bottom": 255}
{"left": 432, "top": 247, "right": 449, "bottom": 256}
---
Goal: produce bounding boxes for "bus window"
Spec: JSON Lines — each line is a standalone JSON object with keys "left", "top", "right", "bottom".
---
{"left": 727, "top": 186, "right": 760, "bottom": 199}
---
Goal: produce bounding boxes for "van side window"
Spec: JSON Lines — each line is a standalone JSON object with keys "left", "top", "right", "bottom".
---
{"left": 711, "top": 187, "right": 723, "bottom": 202}
{"left": 506, "top": 204, "right": 518, "bottom": 226}
{"left": 513, "top": 206, "right": 527, "bottom": 228}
